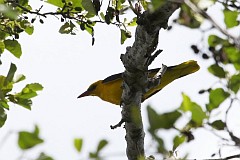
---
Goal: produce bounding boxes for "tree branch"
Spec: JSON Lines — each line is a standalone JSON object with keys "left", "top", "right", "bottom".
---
{"left": 119, "top": 2, "right": 180, "bottom": 160}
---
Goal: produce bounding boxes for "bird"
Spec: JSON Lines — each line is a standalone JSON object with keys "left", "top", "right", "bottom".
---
{"left": 78, "top": 60, "right": 200, "bottom": 105}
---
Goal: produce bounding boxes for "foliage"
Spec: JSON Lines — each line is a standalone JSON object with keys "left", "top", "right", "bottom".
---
{"left": 0, "top": 63, "right": 43, "bottom": 127}
{"left": 0, "top": 0, "right": 240, "bottom": 159}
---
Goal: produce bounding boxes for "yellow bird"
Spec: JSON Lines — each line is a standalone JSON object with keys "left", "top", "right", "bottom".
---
{"left": 78, "top": 60, "right": 200, "bottom": 105}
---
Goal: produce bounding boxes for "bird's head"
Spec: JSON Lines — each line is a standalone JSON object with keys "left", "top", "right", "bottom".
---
{"left": 78, "top": 80, "right": 102, "bottom": 98}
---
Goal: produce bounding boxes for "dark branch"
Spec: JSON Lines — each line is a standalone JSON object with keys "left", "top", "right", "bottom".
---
{"left": 120, "top": 2, "right": 180, "bottom": 160}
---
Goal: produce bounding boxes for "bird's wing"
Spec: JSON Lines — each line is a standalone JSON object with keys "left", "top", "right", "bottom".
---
{"left": 102, "top": 72, "right": 123, "bottom": 84}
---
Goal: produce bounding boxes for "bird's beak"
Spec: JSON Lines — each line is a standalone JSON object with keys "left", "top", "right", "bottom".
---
{"left": 77, "top": 90, "right": 90, "bottom": 98}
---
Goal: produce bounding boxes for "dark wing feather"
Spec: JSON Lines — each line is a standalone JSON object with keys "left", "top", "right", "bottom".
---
{"left": 102, "top": 72, "right": 123, "bottom": 84}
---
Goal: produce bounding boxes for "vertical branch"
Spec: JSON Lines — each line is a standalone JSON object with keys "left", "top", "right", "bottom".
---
{"left": 119, "top": 2, "right": 180, "bottom": 160}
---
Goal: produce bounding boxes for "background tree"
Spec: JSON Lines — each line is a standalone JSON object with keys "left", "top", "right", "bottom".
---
{"left": 0, "top": 0, "right": 239, "bottom": 160}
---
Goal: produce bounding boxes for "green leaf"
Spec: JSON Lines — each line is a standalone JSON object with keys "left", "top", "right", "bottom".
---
{"left": 19, "top": 0, "right": 29, "bottom": 6}
{"left": 177, "top": 4, "right": 202, "bottom": 28}
{"left": 74, "top": 138, "right": 83, "bottom": 153}
{"left": 14, "top": 74, "right": 26, "bottom": 83}
{"left": 26, "top": 83, "right": 43, "bottom": 91}
{"left": 180, "top": 93, "right": 207, "bottom": 126}
{"left": 0, "top": 107, "right": 7, "bottom": 127}
{"left": 120, "top": 29, "right": 131, "bottom": 44}
{"left": 140, "top": 0, "right": 149, "bottom": 10}
{"left": 82, "top": 0, "right": 96, "bottom": 17}
{"left": 36, "top": 152, "right": 54, "bottom": 160}
{"left": 4, "top": 63, "right": 17, "bottom": 86}
{"left": 224, "top": 10, "right": 239, "bottom": 28}
{"left": 151, "top": 0, "right": 166, "bottom": 10}
{"left": 0, "top": 4, "right": 18, "bottom": 19}
{"left": 147, "top": 105, "right": 161, "bottom": 131}
{"left": 4, "top": 40, "right": 22, "bottom": 58}
{"left": 15, "top": 98, "right": 32, "bottom": 110}
{"left": 48, "top": 0, "right": 82, "bottom": 9}
{"left": 0, "top": 100, "right": 9, "bottom": 109}
{"left": 18, "top": 126, "right": 44, "bottom": 150}
{"left": 208, "top": 35, "right": 224, "bottom": 47}
{"left": 25, "top": 26, "right": 34, "bottom": 35}
{"left": 207, "top": 88, "right": 230, "bottom": 112}
{"left": 17, "top": 88, "right": 37, "bottom": 99}
{"left": 173, "top": 135, "right": 185, "bottom": 151}
{"left": 34, "top": 125, "right": 40, "bottom": 135}
{"left": 228, "top": 73, "right": 240, "bottom": 94}
{"left": 127, "top": 17, "right": 137, "bottom": 26}
{"left": 191, "top": 102, "right": 207, "bottom": 125}
{"left": 59, "top": 22, "right": 70, "bottom": 34}
{"left": 147, "top": 105, "right": 181, "bottom": 130}
{"left": 225, "top": 47, "right": 240, "bottom": 63}
{"left": 97, "top": 139, "right": 108, "bottom": 152}
{"left": 224, "top": 47, "right": 240, "bottom": 70}
{"left": 208, "top": 64, "right": 226, "bottom": 78}
{"left": 0, "top": 41, "right": 5, "bottom": 53}
{"left": 210, "top": 120, "right": 225, "bottom": 130}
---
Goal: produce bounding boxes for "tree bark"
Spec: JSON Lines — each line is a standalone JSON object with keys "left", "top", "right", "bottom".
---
{"left": 120, "top": 2, "right": 180, "bottom": 160}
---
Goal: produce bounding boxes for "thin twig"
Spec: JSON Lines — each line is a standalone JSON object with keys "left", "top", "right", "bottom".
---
{"left": 183, "top": 0, "right": 239, "bottom": 49}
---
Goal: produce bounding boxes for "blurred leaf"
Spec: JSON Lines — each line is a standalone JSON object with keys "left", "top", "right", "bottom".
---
{"left": 47, "top": 0, "right": 82, "bottom": 9}
{"left": 4, "top": 63, "right": 17, "bottom": 86}
{"left": 18, "top": 125, "right": 44, "bottom": 149}
{"left": 89, "top": 139, "right": 108, "bottom": 159}
{"left": 147, "top": 105, "right": 160, "bottom": 131}
{"left": 0, "top": 100, "right": 9, "bottom": 109}
{"left": 89, "top": 152, "right": 98, "bottom": 158}
{"left": 18, "top": 0, "right": 29, "bottom": 6}
{"left": 157, "top": 111, "right": 181, "bottom": 129}
{"left": 207, "top": 88, "right": 230, "bottom": 112}
{"left": 180, "top": 93, "right": 207, "bottom": 126}
{"left": 228, "top": 73, "right": 240, "bottom": 94}
{"left": 47, "top": 0, "right": 64, "bottom": 7}
{"left": 0, "top": 4, "right": 18, "bottom": 19}
{"left": 147, "top": 105, "right": 181, "bottom": 130}
{"left": 120, "top": 29, "right": 131, "bottom": 44}
{"left": 127, "top": 17, "right": 137, "bottom": 26}
{"left": 173, "top": 135, "right": 185, "bottom": 151}
{"left": 224, "top": 47, "right": 240, "bottom": 70}
{"left": 150, "top": 132, "right": 167, "bottom": 154}
{"left": 177, "top": 4, "right": 202, "bottom": 28}
{"left": 140, "top": 0, "right": 149, "bottom": 10}
{"left": 223, "top": 10, "right": 239, "bottom": 28}
{"left": 0, "top": 41, "right": 5, "bottom": 53}
{"left": 97, "top": 139, "right": 108, "bottom": 152}
{"left": 208, "top": 64, "right": 226, "bottom": 78}
{"left": 36, "top": 152, "right": 54, "bottom": 160}
{"left": 208, "top": 35, "right": 225, "bottom": 47}
{"left": 82, "top": 0, "right": 96, "bottom": 17}
{"left": 34, "top": 125, "right": 40, "bottom": 135}
{"left": 4, "top": 40, "right": 22, "bottom": 58}
{"left": 151, "top": 0, "right": 166, "bottom": 10}
{"left": 74, "top": 138, "right": 83, "bottom": 153}
{"left": 210, "top": 120, "right": 226, "bottom": 130}
{"left": 0, "top": 106, "right": 7, "bottom": 127}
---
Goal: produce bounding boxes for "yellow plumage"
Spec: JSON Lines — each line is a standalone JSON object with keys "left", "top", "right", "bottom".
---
{"left": 78, "top": 60, "right": 200, "bottom": 105}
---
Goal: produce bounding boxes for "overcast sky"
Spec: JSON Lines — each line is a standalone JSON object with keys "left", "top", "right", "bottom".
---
{"left": 0, "top": 1, "right": 239, "bottom": 160}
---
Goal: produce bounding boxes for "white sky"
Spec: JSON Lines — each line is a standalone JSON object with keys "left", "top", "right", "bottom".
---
{"left": 0, "top": 1, "right": 240, "bottom": 160}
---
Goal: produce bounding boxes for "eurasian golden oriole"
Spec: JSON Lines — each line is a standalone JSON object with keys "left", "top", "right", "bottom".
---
{"left": 78, "top": 60, "right": 200, "bottom": 105}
